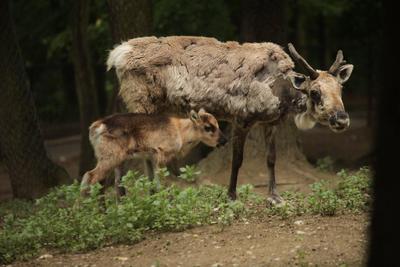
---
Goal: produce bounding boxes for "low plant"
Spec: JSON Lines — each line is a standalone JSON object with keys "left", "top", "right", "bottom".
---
{"left": 316, "top": 156, "right": 335, "bottom": 172}
{"left": 307, "top": 180, "right": 340, "bottom": 216}
{"left": 0, "top": 167, "right": 372, "bottom": 264}
{"left": 0, "top": 171, "right": 257, "bottom": 264}
{"left": 266, "top": 167, "right": 372, "bottom": 219}
{"left": 336, "top": 167, "right": 372, "bottom": 212}
{"left": 178, "top": 165, "right": 201, "bottom": 182}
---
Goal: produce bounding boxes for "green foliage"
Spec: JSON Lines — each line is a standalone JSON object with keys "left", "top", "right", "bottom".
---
{"left": 336, "top": 167, "right": 372, "bottom": 211}
{"left": 0, "top": 167, "right": 372, "bottom": 264}
{"left": 316, "top": 156, "right": 335, "bottom": 172}
{"left": 308, "top": 180, "right": 340, "bottom": 216}
{"left": 178, "top": 165, "right": 201, "bottom": 183}
{"left": 0, "top": 173, "right": 257, "bottom": 264}
{"left": 267, "top": 167, "right": 372, "bottom": 219}
{"left": 0, "top": 199, "right": 33, "bottom": 221}
{"left": 267, "top": 191, "right": 308, "bottom": 219}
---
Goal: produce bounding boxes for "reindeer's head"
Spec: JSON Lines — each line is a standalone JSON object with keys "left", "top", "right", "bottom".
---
{"left": 190, "top": 108, "right": 227, "bottom": 147}
{"left": 287, "top": 43, "right": 354, "bottom": 132}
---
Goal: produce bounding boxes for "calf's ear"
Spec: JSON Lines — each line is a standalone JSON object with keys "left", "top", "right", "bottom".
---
{"left": 190, "top": 110, "right": 200, "bottom": 122}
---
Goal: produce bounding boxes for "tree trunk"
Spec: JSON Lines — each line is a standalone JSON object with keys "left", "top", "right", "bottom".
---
{"left": 107, "top": 0, "right": 153, "bottom": 42}
{"left": 0, "top": 0, "right": 70, "bottom": 199}
{"left": 240, "top": 0, "right": 286, "bottom": 44}
{"left": 71, "top": 0, "right": 100, "bottom": 176}
{"left": 240, "top": 0, "right": 305, "bottom": 161}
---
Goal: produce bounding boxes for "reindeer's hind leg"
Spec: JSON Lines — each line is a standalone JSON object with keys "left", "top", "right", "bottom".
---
{"left": 228, "top": 125, "right": 249, "bottom": 200}
{"left": 264, "top": 125, "right": 283, "bottom": 205}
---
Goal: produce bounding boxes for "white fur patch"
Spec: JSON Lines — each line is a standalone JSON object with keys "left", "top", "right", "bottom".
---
{"left": 107, "top": 42, "right": 133, "bottom": 71}
{"left": 89, "top": 123, "right": 107, "bottom": 146}
{"left": 294, "top": 113, "right": 316, "bottom": 130}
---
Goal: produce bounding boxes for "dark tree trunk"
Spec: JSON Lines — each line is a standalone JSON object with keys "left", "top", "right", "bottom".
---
{"left": 240, "top": 0, "right": 286, "bottom": 43}
{"left": 107, "top": 0, "right": 153, "bottom": 42}
{"left": 96, "top": 65, "right": 107, "bottom": 116}
{"left": 61, "top": 63, "right": 78, "bottom": 109}
{"left": 0, "top": 0, "right": 70, "bottom": 199}
{"left": 71, "top": 0, "right": 100, "bottom": 176}
{"left": 106, "top": 0, "right": 153, "bottom": 113}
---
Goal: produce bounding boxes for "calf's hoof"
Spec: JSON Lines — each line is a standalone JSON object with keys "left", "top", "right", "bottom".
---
{"left": 267, "top": 193, "right": 285, "bottom": 206}
{"left": 80, "top": 186, "right": 90, "bottom": 197}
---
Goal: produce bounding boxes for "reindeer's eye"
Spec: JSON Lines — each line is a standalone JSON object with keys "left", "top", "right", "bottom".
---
{"left": 310, "top": 90, "right": 321, "bottom": 102}
{"left": 204, "top": 125, "right": 214, "bottom": 132}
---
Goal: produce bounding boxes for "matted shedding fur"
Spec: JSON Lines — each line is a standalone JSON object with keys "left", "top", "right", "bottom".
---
{"left": 107, "top": 36, "right": 295, "bottom": 121}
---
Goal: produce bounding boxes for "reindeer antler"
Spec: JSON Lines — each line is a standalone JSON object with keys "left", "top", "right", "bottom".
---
{"left": 288, "top": 43, "right": 319, "bottom": 80}
{"left": 328, "top": 50, "right": 347, "bottom": 75}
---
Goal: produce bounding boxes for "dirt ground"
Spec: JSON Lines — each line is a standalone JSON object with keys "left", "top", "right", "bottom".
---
{"left": 11, "top": 213, "right": 369, "bottom": 267}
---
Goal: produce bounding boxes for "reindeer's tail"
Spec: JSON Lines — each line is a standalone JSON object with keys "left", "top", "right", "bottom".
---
{"left": 106, "top": 42, "right": 133, "bottom": 72}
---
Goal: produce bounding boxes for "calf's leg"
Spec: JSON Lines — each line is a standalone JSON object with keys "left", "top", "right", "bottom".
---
{"left": 228, "top": 126, "right": 249, "bottom": 200}
{"left": 144, "top": 157, "right": 162, "bottom": 193}
{"left": 81, "top": 160, "right": 119, "bottom": 196}
{"left": 114, "top": 164, "right": 126, "bottom": 201}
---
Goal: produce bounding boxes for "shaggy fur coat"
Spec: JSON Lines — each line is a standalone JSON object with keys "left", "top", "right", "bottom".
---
{"left": 107, "top": 36, "right": 297, "bottom": 123}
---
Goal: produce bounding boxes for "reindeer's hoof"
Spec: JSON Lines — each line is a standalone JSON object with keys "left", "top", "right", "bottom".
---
{"left": 228, "top": 191, "right": 237, "bottom": 201}
{"left": 267, "top": 194, "right": 285, "bottom": 206}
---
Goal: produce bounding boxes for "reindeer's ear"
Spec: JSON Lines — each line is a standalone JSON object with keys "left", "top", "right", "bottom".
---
{"left": 190, "top": 110, "right": 200, "bottom": 122}
{"left": 336, "top": 64, "right": 353, "bottom": 84}
{"left": 288, "top": 73, "right": 309, "bottom": 91}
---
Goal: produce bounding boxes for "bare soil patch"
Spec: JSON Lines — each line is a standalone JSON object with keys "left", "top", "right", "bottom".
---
{"left": 12, "top": 213, "right": 368, "bottom": 267}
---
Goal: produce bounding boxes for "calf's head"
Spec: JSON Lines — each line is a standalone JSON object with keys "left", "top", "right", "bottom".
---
{"left": 287, "top": 43, "right": 354, "bottom": 132}
{"left": 190, "top": 108, "right": 227, "bottom": 147}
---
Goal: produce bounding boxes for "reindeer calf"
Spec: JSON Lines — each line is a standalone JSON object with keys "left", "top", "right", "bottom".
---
{"left": 81, "top": 109, "right": 227, "bottom": 196}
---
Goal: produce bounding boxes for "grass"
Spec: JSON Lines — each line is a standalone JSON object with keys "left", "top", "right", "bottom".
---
{"left": 266, "top": 167, "right": 371, "bottom": 218}
{"left": 0, "top": 167, "right": 372, "bottom": 264}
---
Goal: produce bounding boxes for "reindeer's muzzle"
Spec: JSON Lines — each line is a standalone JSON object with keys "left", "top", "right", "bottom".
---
{"left": 217, "top": 134, "right": 228, "bottom": 147}
{"left": 329, "top": 111, "right": 350, "bottom": 132}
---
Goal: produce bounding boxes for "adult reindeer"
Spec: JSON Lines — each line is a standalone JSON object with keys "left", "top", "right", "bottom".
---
{"left": 107, "top": 36, "right": 353, "bottom": 204}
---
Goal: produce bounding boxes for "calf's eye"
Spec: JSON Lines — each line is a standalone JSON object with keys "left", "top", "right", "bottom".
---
{"left": 204, "top": 125, "right": 214, "bottom": 132}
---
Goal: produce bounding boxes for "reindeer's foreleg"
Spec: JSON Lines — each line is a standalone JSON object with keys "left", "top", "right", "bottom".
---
{"left": 228, "top": 125, "right": 249, "bottom": 200}
{"left": 264, "top": 125, "right": 283, "bottom": 205}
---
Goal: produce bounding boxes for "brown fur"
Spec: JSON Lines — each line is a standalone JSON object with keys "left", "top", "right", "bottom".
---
{"left": 107, "top": 36, "right": 354, "bottom": 202}
{"left": 81, "top": 110, "right": 225, "bottom": 194}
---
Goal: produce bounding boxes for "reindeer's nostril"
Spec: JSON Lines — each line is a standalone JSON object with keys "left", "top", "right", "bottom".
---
{"left": 329, "top": 115, "right": 337, "bottom": 126}
{"left": 336, "top": 111, "right": 349, "bottom": 120}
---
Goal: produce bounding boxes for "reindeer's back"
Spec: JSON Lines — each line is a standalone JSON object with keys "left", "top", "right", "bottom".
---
{"left": 108, "top": 36, "right": 295, "bottom": 121}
